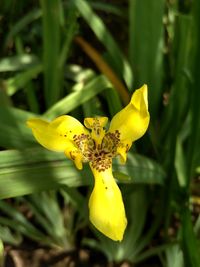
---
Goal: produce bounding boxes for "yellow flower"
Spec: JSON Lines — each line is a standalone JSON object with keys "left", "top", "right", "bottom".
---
{"left": 27, "top": 84, "right": 150, "bottom": 241}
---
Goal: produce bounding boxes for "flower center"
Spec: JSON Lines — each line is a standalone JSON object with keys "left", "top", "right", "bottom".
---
{"left": 72, "top": 118, "right": 121, "bottom": 172}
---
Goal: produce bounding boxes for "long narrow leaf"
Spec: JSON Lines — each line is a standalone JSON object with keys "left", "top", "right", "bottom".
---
{"left": 75, "top": 36, "right": 130, "bottom": 105}
{"left": 129, "top": 0, "right": 165, "bottom": 118}
{"left": 5, "top": 64, "right": 42, "bottom": 96}
{"left": 0, "top": 239, "right": 4, "bottom": 267}
{"left": 187, "top": 0, "right": 200, "bottom": 180}
{"left": 0, "top": 54, "right": 39, "bottom": 72}
{"left": 40, "top": 0, "right": 62, "bottom": 107}
{"left": 0, "top": 148, "right": 165, "bottom": 199}
{"left": 74, "top": 0, "right": 133, "bottom": 89}
{"left": 4, "top": 9, "right": 41, "bottom": 47}
{"left": 43, "top": 75, "right": 111, "bottom": 119}
{"left": 181, "top": 208, "right": 200, "bottom": 267}
{"left": 0, "top": 107, "right": 36, "bottom": 149}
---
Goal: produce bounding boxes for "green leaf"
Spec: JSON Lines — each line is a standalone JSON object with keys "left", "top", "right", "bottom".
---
{"left": 4, "top": 9, "right": 42, "bottom": 47}
{"left": 0, "top": 107, "right": 35, "bottom": 149}
{"left": 129, "top": 0, "right": 165, "bottom": 118}
{"left": 0, "top": 148, "right": 92, "bottom": 199}
{"left": 0, "top": 225, "right": 22, "bottom": 245}
{"left": 24, "top": 192, "right": 69, "bottom": 247}
{"left": 187, "top": 0, "right": 200, "bottom": 180}
{"left": 44, "top": 75, "right": 111, "bottom": 119}
{"left": 58, "top": 3, "right": 78, "bottom": 69}
{"left": 90, "top": 2, "right": 125, "bottom": 17}
{"left": 104, "top": 88, "right": 123, "bottom": 117}
{"left": 5, "top": 64, "right": 42, "bottom": 96}
{"left": 0, "top": 238, "right": 4, "bottom": 267}
{"left": 0, "top": 201, "right": 53, "bottom": 245}
{"left": 0, "top": 87, "right": 12, "bottom": 107}
{"left": 160, "top": 14, "right": 192, "bottom": 146}
{"left": 74, "top": 0, "right": 133, "bottom": 89}
{"left": 165, "top": 244, "right": 184, "bottom": 267}
{"left": 61, "top": 187, "right": 87, "bottom": 219}
{"left": 0, "top": 54, "right": 39, "bottom": 72}
{"left": 175, "top": 137, "right": 187, "bottom": 187}
{"left": 0, "top": 147, "right": 165, "bottom": 199}
{"left": 181, "top": 208, "right": 200, "bottom": 267}
{"left": 113, "top": 153, "right": 166, "bottom": 185}
{"left": 40, "top": 0, "right": 62, "bottom": 107}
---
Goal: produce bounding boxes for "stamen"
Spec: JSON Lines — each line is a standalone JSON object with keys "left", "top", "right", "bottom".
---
{"left": 72, "top": 119, "right": 122, "bottom": 172}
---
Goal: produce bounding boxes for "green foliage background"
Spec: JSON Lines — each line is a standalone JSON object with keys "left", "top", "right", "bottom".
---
{"left": 0, "top": 0, "right": 200, "bottom": 266}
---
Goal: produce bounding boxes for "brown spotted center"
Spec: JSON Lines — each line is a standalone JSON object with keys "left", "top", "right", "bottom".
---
{"left": 72, "top": 129, "right": 120, "bottom": 172}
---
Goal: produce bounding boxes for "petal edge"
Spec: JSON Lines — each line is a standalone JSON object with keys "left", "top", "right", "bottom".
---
{"left": 109, "top": 85, "right": 150, "bottom": 144}
{"left": 89, "top": 166, "right": 127, "bottom": 241}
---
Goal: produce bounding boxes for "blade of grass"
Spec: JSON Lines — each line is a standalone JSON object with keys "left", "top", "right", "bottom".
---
{"left": 75, "top": 36, "right": 130, "bottom": 105}
{"left": 160, "top": 13, "right": 193, "bottom": 235}
{"left": 134, "top": 243, "right": 178, "bottom": 264}
{"left": 40, "top": 0, "right": 62, "bottom": 107}
{"left": 25, "top": 82, "right": 40, "bottom": 114}
{"left": 180, "top": 1, "right": 200, "bottom": 266}
{"left": 4, "top": 8, "right": 41, "bottom": 48}
{"left": 0, "top": 86, "right": 12, "bottom": 107}
{"left": 90, "top": 2, "right": 125, "bottom": 17}
{"left": 104, "top": 88, "right": 123, "bottom": 116}
{"left": 82, "top": 96, "right": 104, "bottom": 118}
{"left": 0, "top": 210, "right": 54, "bottom": 246}
{"left": 0, "top": 239, "right": 4, "bottom": 267}
{"left": 130, "top": 187, "right": 164, "bottom": 258}
{"left": 165, "top": 244, "right": 184, "bottom": 267}
{"left": 0, "top": 225, "right": 22, "bottom": 245}
{"left": 0, "top": 54, "right": 39, "bottom": 72}
{"left": 123, "top": 186, "right": 148, "bottom": 262}
{"left": 5, "top": 64, "right": 42, "bottom": 96}
{"left": 0, "top": 107, "right": 37, "bottom": 149}
{"left": 25, "top": 192, "right": 69, "bottom": 247}
{"left": 0, "top": 148, "right": 91, "bottom": 199}
{"left": 58, "top": 4, "right": 78, "bottom": 69}
{"left": 0, "top": 201, "right": 49, "bottom": 242}
{"left": 61, "top": 187, "right": 87, "bottom": 219}
{"left": 160, "top": 15, "right": 191, "bottom": 142}
{"left": 113, "top": 153, "right": 166, "bottom": 185}
{"left": 73, "top": 0, "right": 133, "bottom": 89}
{"left": 0, "top": 148, "right": 165, "bottom": 199}
{"left": 129, "top": 0, "right": 165, "bottom": 118}
{"left": 187, "top": 0, "right": 200, "bottom": 182}
{"left": 181, "top": 208, "right": 200, "bottom": 267}
{"left": 43, "top": 74, "right": 111, "bottom": 119}
{"left": 175, "top": 136, "right": 187, "bottom": 187}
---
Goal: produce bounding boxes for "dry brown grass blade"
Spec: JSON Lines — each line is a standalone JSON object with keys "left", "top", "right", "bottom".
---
{"left": 75, "top": 36, "right": 130, "bottom": 105}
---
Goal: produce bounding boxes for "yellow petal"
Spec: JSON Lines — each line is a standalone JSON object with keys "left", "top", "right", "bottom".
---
{"left": 64, "top": 148, "right": 83, "bottom": 170}
{"left": 27, "top": 116, "right": 89, "bottom": 167}
{"left": 109, "top": 84, "right": 150, "bottom": 144}
{"left": 89, "top": 165, "right": 127, "bottom": 241}
{"left": 116, "top": 141, "right": 131, "bottom": 164}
